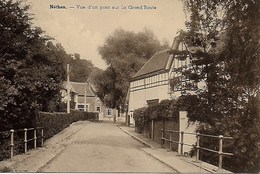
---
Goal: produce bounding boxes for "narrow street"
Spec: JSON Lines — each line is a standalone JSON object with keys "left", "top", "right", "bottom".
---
{"left": 38, "top": 121, "right": 175, "bottom": 172}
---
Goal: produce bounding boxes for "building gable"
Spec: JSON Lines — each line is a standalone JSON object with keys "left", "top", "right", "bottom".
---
{"left": 132, "top": 50, "right": 172, "bottom": 81}
{"left": 70, "top": 82, "right": 96, "bottom": 97}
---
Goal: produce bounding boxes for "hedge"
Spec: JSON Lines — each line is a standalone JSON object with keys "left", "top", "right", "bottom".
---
{"left": 0, "top": 111, "right": 98, "bottom": 162}
{"left": 37, "top": 111, "right": 98, "bottom": 140}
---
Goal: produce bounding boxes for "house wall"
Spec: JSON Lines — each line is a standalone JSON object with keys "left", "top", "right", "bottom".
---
{"left": 178, "top": 111, "right": 198, "bottom": 154}
{"left": 77, "top": 96, "right": 97, "bottom": 112}
{"left": 98, "top": 103, "right": 118, "bottom": 122}
{"left": 128, "top": 72, "right": 170, "bottom": 124}
{"left": 61, "top": 89, "right": 78, "bottom": 110}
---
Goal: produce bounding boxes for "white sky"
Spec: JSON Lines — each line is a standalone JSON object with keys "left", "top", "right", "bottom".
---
{"left": 27, "top": 0, "right": 186, "bottom": 69}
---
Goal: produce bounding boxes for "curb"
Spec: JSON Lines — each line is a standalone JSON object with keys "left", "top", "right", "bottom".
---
{"left": 4, "top": 124, "right": 83, "bottom": 172}
{"left": 117, "top": 126, "right": 226, "bottom": 173}
{"left": 117, "top": 126, "right": 179, "bottom": 172}
{"left": 36, "top": 147, "right": 66, "bottom": 172}
{"left": 141, "top": 149, "right": 179, "bottom": 173}
{"left": 35, "top": 126, "right": 84, "bottom": 172}
{"left": 117, "top": 126, "right": 151, "bottom": 148}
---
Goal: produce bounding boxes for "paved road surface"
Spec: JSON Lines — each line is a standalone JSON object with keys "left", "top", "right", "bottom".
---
{"left": 39, "top": 121, "right": 176, "bottom": 172}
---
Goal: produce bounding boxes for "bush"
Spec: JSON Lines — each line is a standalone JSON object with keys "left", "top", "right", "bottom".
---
{"left": 0, "top": 132, "right": 11, "bottom": 161}
{"left": 133, "top": 107, "right": 148, "bottom": 133}
{"left": 71, "top": 110, "right": 98, "bottom": 121}
{"left": 133, "top": 99, "right": 179, "bottom": 133}
{"left": 37, "top": 111, "right": 98, "bottom": 140}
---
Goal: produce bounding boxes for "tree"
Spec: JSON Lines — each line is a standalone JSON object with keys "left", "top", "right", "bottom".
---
{"left": 0, "top": 0, "right": 65, "bottom": 130}
{"left": 46, "top": 42, "right": 95, "bottom": 83}
{"left": 176, "top": 0, "right": 260, "bottom": 172}
{"left": 96, "top": 29, "right": 169, "bottom": 113}
{"left": 66, "top": 53, "right": 94, "bottom": 82}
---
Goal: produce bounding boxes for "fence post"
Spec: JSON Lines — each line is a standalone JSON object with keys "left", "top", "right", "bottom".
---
{"left": 180, "top": 131, "right": 184, "bottom": 156}
{"left": 10, "top": 129, "right": 14, "bottom": 159}
{"left": 218, "top": 135, "right": 223, "bottom": 170}
{"left": 161, "top": 129, "right": 164, "bottom": 148}
{"left": 41, "top": 128, "right": 44, "bottom": 147}
{"left": 34, "top": 128, "right": 37, "bottom": 149}
{"left": 196, "top": 133, "right": 200, "bottom": 162}
{"left": 151, "top": 120, "right": 154, "bottom": 140}
{"left": 24, "top": 128, "right": 27, "bottom": 153}
{"left": 169, "top": 131, "right": 172, "bottom": 150}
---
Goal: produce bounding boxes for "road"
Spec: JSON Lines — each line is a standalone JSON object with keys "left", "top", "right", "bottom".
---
{"left": 39, "top": 121, "right": 175, "bottom": 172}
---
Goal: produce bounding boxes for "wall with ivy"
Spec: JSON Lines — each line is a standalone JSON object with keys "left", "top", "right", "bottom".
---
{"left": 133, "top": 99, "right": 181, "bottom": 150}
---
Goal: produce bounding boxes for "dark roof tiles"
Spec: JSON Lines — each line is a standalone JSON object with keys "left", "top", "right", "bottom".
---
{"left": 132, "top": 50, "right": 171, "bottom": 79}
{"left": 70, "top": 82, "right": 96, "bottom": 97}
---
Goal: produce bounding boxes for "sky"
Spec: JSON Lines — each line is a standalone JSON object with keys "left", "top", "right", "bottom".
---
{"left": 27, "top": 0, "right": 187, "bottom": 69}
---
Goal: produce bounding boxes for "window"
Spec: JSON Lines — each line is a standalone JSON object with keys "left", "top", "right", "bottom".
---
{"left": 78, "top": 104, "right": 88, "bottom": 112}
{"left": 96, "top": 107, "right": 101, "bottom": 112}
{"left": 107, "top": 109, "right": 112, "bottom": 116}
{"left": 78, "top": 104, "right": 84, "bottom": 111}
{"left": 147, "top": 99, "right": 159, "bottom": 106}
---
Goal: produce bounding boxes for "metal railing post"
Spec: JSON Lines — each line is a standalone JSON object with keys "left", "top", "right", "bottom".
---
{"left": 181, "top": 131, "right": 184, "bottom": 155}
{"left": 196, "top": 133, "right": 200, "bottom": 162}
{"left": 161, "top": 129, "right": 164, "bottom": 148}
{"left": 41, "top": 128, "right": 44, "bottom": 147}
{"left": 10, "top": 130, "right": 14, "bottom": 159}
{"left": 169, "top": 131, "right": 172, "bottom": 150}
{"left": 24, "top": 128, "right": 27, "bottom": 153}
{"left": 34, "top": 129, "right": 37, "bottom": 149}
{"left": 151, "top": 120, "right": 154, "bottom": 140}
{"left": 218, "top": 135, "right": 223, "bottom": 170}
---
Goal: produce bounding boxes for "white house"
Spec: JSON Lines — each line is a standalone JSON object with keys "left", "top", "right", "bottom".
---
{"left": 128, "top": 35, "right": 199, "bottom": 121}
{"left": 127, "top": 35, "right": 200, "bottom": 153}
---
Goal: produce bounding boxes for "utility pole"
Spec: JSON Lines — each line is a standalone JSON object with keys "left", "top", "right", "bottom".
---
{"left": 84, "top": 81, "right": 87, "bottom": 112}
{"left": 67, "top": 64, "right": 70, "bottom": 113}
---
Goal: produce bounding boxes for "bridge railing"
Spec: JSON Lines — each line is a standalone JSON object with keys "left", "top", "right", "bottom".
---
{"left": 161, "top": 129, "right": 233, "bottom": 171}
{"left": 0, "top": 127, "right": 44, "bottom": 159}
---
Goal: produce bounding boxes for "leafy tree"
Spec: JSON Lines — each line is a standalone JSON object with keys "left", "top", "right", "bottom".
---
{"left": 0, "top": 0, "right": 65, "bottom": 130}
{"left": 47, "top": 42, "right": 95, "bottom": 83}
{"left": 174, "top": 0, "right": 260, "bottom": 172}
{"left": 96, "top": 29, "right": 169, "bottom": 114}
{"left": 67, "top": 53, "right": 94, "bottom": 82}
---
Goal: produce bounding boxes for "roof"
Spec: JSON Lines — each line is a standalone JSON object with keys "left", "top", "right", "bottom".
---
{"left": 70, "top": 82, "right": 96, "bottom": 97}
{"left": 131, "top": 35, "right": 184, "bottom": 81}
{"left": 61, "top": 81, "right": 77, "bottom": 93}
{"left": 132, "top": 50, "right": 172, "bottom": 80}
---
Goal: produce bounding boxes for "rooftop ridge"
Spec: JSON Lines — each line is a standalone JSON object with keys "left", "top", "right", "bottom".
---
{"left": 132, "top": 49, "right": 171, "bottom": 79}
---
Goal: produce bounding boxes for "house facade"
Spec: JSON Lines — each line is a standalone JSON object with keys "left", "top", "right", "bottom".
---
{"left": 61, "top": 81, "right": 78, "bottom": 108}
{"left": 61, "top": 81, "right": 116, "bottom": 120}
{"left": 127, "top": 35, "right": 200, "bottom": 153}
{"left": 128, "top": 35, "right": 198, "bottom": 122}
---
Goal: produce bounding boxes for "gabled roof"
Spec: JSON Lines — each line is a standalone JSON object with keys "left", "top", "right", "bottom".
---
{"left": 131, "top": 35, "right": 183, "bottom": 81}
{"left": 132, "top": 50, "right": 172, "bottom": 80}
{"left": 70, "top": 82, "right": 96, "bottom": 97}
{"left": 61, "top": 81, "right": 77, "bottom": 93}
